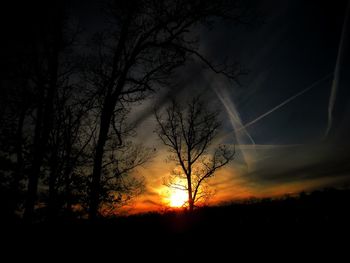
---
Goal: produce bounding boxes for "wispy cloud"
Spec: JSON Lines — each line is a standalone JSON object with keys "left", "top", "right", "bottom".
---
{"left": 239, "top": 73, "right": 333, "bottom": 132}
{"left": 325, "top": 1, "right": 350, "bottom": 137}
{"left": 213, "top": 83, "right": 256, "bottom": 169}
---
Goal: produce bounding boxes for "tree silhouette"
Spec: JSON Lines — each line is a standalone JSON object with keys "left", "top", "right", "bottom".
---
{"left": 0, "top": 1, "right": 70, "bottom": 221}
{"left": 93, "top": 103, "right": 155, "bottom": 216}
{"left": 20, "top": 1, "right": 70, "bottom": 221}
{"left": 1, "top": 1, "right": 93, "bottom": 221}
{"left": 86, "top": 0, "right": 247, "bottom": 219}
{"left": 0, "top": 0, "right": 250, "bottom": 221}
{"left": 155, "top": 97, "right": 235, "bottom": 211}
{"left": 99, "top": 141, "right": 153, "bottom": 216}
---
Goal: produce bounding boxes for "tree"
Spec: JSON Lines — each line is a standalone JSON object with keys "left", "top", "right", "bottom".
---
{"left": 45, "top": 88, "right": 93, "bottom": 219}
{"left": 92, "top": 102, "right": 155, "bottom": 216}
{"left": 21, "top": 1, "right": 67, "bottom": 221}
{"left": 99, "top": 141, "right": 153, "bottom": 216}
{"left": 0, "top": 1, "right": 68, "bottom": 221}
{"left": 86, "top": 0, "right": 247, "bottom": 219}
{"left": 0, "top": 75, "right": 33, "bottom": 216}
{"left": 0, "top": 1, "right": 87, "bottom": 221}
{"left": 155, "top": 97, "right": 235, "bottom": 211}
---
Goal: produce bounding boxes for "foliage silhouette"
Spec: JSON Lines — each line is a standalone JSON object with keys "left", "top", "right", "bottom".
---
{"left": 155, "top": 96, "right": 235, "bottom": 211}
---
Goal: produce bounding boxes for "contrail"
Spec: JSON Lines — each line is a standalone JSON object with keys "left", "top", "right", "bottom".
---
{"left": 237, "top": 73, "right": 333, "bottom": 132}
{"left": 325, "top": 0, "right": 350, "bottom": 137}
{"left": 215, "top": 88, "right": 255, "bottom": 145}
{"left": 214, "top": 86, "right": 256, "bottom": 168}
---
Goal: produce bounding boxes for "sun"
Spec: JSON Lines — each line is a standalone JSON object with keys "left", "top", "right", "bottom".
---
{"left": 169, "top": 189, "right": 188, "bottom": 207}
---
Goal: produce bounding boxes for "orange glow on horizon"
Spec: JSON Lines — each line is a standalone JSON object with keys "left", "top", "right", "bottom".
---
{"left": 105, "top": 161, "right": 349, "bottom": 215}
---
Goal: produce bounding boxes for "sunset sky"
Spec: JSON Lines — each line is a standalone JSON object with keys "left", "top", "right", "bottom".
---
{"left": 117, "top": 0, "right": 350, "bottom": 213}
{"left": 2, "top": 0, "right": 350, "bottom": 216}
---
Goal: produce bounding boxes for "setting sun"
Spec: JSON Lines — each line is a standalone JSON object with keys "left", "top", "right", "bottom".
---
{"left": 169, "top": 189, "right": 188, "bottom": 207}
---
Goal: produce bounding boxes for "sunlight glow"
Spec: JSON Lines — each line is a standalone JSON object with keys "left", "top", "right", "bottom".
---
{"left": 169, "top": 189, "right": 188, "bottom": 207}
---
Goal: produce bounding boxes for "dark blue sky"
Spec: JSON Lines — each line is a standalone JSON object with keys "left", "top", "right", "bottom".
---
{"left": 198, "top": 0, "right": 350, "bottom": 145}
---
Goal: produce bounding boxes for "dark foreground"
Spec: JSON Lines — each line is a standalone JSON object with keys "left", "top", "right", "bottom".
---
{"left": 3, "top": 188, "right": 350, "bottom": 229}
{"left": 2, "top": 188, "right": 350, "bottom": 257}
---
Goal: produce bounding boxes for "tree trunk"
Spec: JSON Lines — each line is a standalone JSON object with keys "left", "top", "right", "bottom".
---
{"left": 187, "top": 149, "right": 194, "bottom": 212}
{"left": 48, "top": 116, "right": 62, "bottom": 220}
{"left": 87, "top": 26, "right": 129, "bottom": 219}
{"left": 187, "top": 175, "right": 194, "bottom": 212}
{"left": 11, "top": 108, "right": 26, "bottom": 213}
{"left": 48, "top": 150, "right": 59, "bottom": 220}
{"left": 24, "top": 98, "right": 44, "bottom": 222}
{"left": 24, "top": 72, "right": 57, "bottom": 221}
{"left": 24, "top": 12, "right": 61, "bottom": 221}
{"left": 24, "top": 90, "right": 56, "bottom": 221}
{"left": 24, "top": 153, "right": 43, "bottom": 221}
{"left": 63, "top": 129, "right": 73, "bottom": 218}
{"left": 88, "top": 98, "right": 114, "bottom": 220}
{"left": 62, "top": 143, "right": 74, "bottom": 218}
{"left": 65, "top": 174, "right": 73, "bottom": 218}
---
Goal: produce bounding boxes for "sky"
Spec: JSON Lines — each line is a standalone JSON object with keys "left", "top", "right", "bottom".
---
{"left": 122, "top": 0, "right": 350, "bottom": 214}
{"left": 2, "top": 0, "right": 350, "bottom": 215}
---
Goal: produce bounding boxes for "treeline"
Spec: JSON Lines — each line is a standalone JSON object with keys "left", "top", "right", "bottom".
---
{"left": 107, "top": 188, "right": 350, "bottom": 234}
{"left": 0, "top": 0, "right": 251, "bottom": 222}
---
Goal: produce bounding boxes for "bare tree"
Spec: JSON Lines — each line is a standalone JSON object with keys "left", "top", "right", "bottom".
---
{"left": 0, "top": 1, "right": 87, "bottom": 221}
{"left": 99, "top": 141, "right": 153, "bottom": 216}
{"left": 21, "top": 1, "right": 68, "bottom": 221}
{"left": 86, "top": 0, "right": 247, "bottom": 219}
{"left": 0, "top": 76, "right": 33, "bottom": 215}
{"left": 155, "top": 97, "right": 235, "bottom": 211}
{"left": 0, "top": 1, "right": 68, "bottom": 221}
{"left": 45, "top": 90, "right": 94, "bottom": 219}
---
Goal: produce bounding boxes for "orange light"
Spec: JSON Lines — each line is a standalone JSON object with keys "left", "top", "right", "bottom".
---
{"left": 169, "top": 189, "right": 188, "bottom": 207}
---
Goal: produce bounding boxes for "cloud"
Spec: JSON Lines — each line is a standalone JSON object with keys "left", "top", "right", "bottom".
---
{"left": 239, "top": 73, "right": 333, "bottom": 132}
{"left": 325, "top": 1, "right": 350, "bottom": 137}
{"left": 244, "top": 143, "right": 350, "bottom": 186}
